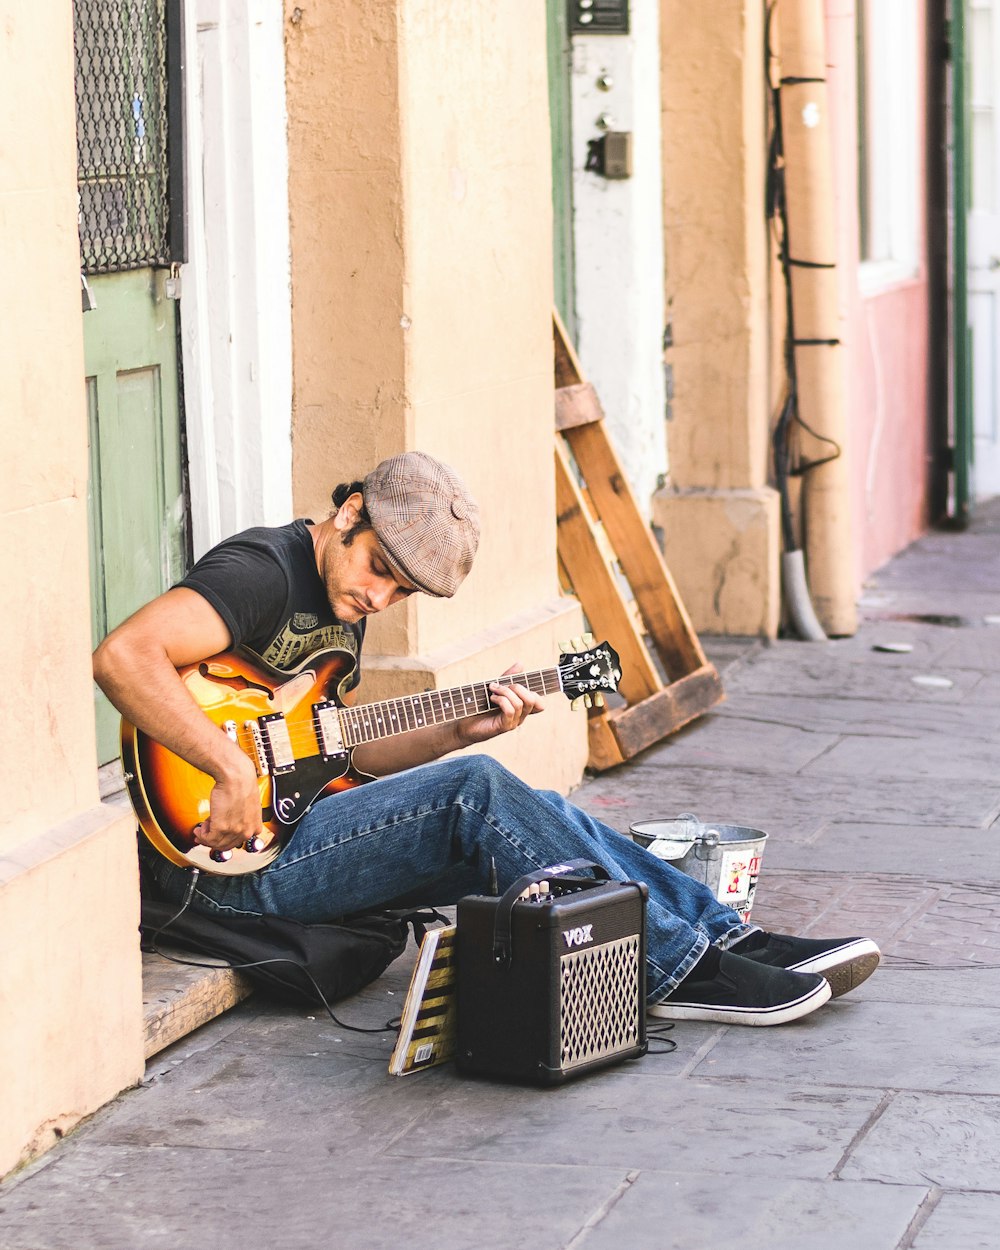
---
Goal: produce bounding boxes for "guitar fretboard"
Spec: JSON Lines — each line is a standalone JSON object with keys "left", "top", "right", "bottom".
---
{"left": 336, "top": 668, "right": 563, "bottom": 748}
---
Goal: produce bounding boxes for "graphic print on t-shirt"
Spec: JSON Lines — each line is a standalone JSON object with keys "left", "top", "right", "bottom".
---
{"left": 262, "top": 619, "right": 360, "bottom": 672}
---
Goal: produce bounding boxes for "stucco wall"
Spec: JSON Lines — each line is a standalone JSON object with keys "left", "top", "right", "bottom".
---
{"left": 825, "top": 0, "right": 931, "bottom": 582}
{"left": 654, "top": 0, "right": 780, "bottom": 637}
{"left": 0, "top": 2, "right": 144, "bottom": 1176}
{"left": 283, "top": 1, "right": 587, "bottom": 790}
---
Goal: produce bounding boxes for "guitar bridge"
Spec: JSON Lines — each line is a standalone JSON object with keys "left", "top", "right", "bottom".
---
{"left": 314, "top": 700, "right": 348, "bottom": 758}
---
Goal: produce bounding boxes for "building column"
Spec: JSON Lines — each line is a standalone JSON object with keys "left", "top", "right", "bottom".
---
{"left": 0, "top": 3, "right": 144, "bottom": 1176}
{"left": 283, "top": 0, "right": 587, "bottom": 789}
{"left": 654, "top": 0, "right": 780, "bottom": 637}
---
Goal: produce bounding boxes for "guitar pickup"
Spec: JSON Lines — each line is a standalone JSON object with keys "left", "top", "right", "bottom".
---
{"left": 314, "top": 700, "right": 348, "bottom": 759}
{"left": 258, "top": 713, "right": 295, "bottom": 774}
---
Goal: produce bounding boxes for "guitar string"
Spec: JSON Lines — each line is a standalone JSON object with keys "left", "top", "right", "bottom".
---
{"left": 227, "top": 671, "right": 557, "bottom": 752}
{"left": 219, "top": 663, "right": 606, "bottom": 757}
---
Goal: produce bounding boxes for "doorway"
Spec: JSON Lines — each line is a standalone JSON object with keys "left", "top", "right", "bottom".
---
{"left": 74, "top": 0, "right": 187, "bottom": 764}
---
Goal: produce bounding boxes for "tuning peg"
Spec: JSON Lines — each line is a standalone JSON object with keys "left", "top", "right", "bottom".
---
{"left": 571, "top": 697, "right": 584, "bottom": 711}
{"left": 559, "top": 639, "right": 572, "bottom": 654}
{"left": 582, "top": 632, "right": 594, "bottom": 647}
{"left": 592, "top": 693, "right": 605, "bottom": 708}
{"left": 583, "top": 694, "right": 593, "bottom": 709}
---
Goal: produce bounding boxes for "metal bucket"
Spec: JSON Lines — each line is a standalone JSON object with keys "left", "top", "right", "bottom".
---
{"left": 629, "top": 813, "right": 767, "bottom": 922}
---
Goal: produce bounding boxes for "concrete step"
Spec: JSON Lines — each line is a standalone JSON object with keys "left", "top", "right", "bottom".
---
{"left": 142, "top": 951, "right": 253, "bottom": 1058}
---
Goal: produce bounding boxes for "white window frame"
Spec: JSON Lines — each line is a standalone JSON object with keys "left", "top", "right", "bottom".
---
{"left": 857, "top": 0, "right": 921, "bottom": 293}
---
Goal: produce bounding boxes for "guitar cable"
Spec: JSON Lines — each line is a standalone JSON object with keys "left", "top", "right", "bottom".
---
{"left": 147, "top": 868, "right": 404, "bottom": 1037}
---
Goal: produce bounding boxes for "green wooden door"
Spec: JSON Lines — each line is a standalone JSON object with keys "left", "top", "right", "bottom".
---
{"left": 85, "top": 269, "right": 185, "bottom": 764}
{"left": 75, "top": 0, "right": 187, "bottom": 764}
{"left": 547, "top": 0, "right": 577, "bottom": 340}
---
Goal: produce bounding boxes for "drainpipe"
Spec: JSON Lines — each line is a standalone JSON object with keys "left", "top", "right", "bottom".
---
{"left": 777, "top": 0, "right": 857, "bottom": 636}
{"left": 951, "top": 0, "right": 972, "bottom": 524}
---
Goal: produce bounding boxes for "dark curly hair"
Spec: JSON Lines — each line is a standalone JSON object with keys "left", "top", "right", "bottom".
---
{"left": 330, "top": 481, "right": 373, "bottom": 546}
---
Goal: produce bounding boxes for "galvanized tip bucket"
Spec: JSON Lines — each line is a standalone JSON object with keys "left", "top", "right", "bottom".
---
{"left": 629, "top": 813, "right": 767, "bottom": 922}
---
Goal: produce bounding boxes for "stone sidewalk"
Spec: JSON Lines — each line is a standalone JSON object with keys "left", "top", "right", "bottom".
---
{"left": 3, "top": 505, "right": 1000, "bottom": 1249}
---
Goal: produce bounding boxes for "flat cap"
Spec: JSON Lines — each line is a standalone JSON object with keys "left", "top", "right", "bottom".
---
{"left": 362, "top": 451, "right": 480, "bottom": 597}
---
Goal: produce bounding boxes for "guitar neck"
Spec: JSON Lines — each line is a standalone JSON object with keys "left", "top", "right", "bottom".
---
{"left": 336, "top": 667, "right": 564, "bottom": 748}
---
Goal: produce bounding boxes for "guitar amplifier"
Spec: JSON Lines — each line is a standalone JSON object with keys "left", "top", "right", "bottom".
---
{"left": 456, "top": 861, "right": 647, "bottom": 1085}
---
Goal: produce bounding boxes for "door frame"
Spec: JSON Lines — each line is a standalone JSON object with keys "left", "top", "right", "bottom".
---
{"left": 178, "top": 1, "right": 294, "bottom": 559}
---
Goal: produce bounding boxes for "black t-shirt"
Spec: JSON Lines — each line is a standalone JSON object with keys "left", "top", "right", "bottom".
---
{"left": 178, "top": 519, "right": 365, "bottom": 683}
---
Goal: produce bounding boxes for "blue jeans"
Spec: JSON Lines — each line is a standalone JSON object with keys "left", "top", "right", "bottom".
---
{"left": 140, "top": 754, "right": 753, "bottom": 1005}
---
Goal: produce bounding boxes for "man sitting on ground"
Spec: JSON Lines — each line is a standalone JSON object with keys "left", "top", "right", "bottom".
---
{"left": 94, "top": 451, "right": 880, "bottom": 1025}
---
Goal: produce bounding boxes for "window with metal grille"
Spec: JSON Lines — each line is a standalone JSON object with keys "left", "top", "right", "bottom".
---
{"left": 74, "top": 0, "right": 182, "bottom": 274}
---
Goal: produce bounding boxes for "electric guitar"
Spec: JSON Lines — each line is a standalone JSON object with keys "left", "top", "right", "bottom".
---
{"left": 122, "top": 637, "right": 622, "bottom": 876}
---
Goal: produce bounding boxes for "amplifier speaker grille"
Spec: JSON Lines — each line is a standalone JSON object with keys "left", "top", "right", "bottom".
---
{"left": 560, "top": 933, "right": 642, "bottom": 1071}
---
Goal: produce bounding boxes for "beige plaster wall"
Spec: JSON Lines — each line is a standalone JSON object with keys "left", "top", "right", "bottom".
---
{"left": 284, "top": 1, "right": 586, "bottom": 785}
{"left": 655, "top": 0, "right": 780, "bottom": 637}
{"left": 0, "top": 1, "right": 144, "bottom": 1176}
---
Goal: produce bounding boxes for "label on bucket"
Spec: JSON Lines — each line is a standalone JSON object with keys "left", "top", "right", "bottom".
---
{"left": 716, "top": 848, "right": 763, "bottom": 921}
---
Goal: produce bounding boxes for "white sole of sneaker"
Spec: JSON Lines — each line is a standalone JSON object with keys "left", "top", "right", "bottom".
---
{"left": 789, "top": 940, "right": 881, "bottom": 999}
{"left": 647, "top": 977, "right": 832, "bottom": 1026}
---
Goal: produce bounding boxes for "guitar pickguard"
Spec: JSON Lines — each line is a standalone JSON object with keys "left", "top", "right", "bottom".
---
{"left": 270, "top": 754, "right": 355, "bottom": 827}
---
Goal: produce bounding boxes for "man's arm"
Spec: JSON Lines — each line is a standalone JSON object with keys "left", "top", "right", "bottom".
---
{"left": 93, "top": 587, "right": 262, "bottom": 852}
{"left": 350, "top": 663, "right": 544, "bottom": 778}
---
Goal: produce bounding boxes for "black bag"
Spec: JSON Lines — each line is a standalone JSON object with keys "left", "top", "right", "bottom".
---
{"left": 140, "top": 896, "right": 434, "bottom": 1007}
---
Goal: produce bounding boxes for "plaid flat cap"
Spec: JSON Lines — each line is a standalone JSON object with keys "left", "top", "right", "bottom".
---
{"left": 363, "top": 452, "right": 480, "bottom": 597}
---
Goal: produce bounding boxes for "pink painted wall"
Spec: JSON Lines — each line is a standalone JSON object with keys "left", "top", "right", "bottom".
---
{"left": 824, "top": 0, "right": 932, "bottom": 586}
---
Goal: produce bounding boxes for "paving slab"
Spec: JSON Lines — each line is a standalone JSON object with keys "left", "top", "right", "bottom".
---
{"left": 802, "top": 731, "right": 1000, "bottom": 783}
{"left": 576, "top": 761, "right": 1000, "bottom": 833}
{"left": 724, "top": 649, "right": 981, "bottom": 701}
{"left": 387, "top": 1072, "right": 884, "bottom": 1181}
{"left": 712, "top": 693, "right": 1000, "bottom": 741}
{"left": 911, "top": 1192, "right": 1000, "bottom": 1249}
{"left": 761, "top": 822, "right": 995, "bottom": 879}
{"left": 577, "top": 1171, "right": 925, "bottom": 1250}
{"left": 751, "top": 869, "right": 1000, "bottom": 972}
{"left": 840, "top": 1090, "right": 1000, "bottom": 1189}
{"left": 696, "top": 998, "right": 1000, "bottom": 1094}
{"left": 859, "top": 589, "right": 1000, "bottom": 621}
{"left": 0, "top": 1145, "right": 631, "bottom": 1250}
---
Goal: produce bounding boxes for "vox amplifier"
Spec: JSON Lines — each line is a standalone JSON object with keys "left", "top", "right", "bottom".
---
{"left": 456, "top": 860, "right": 647, "bottom": 1085}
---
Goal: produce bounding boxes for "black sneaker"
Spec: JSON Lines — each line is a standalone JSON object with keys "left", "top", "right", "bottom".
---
{"left": 648, "top": 950, "right": 831, "bottom": 1026}
{"left": 732, "top": 931, "right": 881, "bottom": 999}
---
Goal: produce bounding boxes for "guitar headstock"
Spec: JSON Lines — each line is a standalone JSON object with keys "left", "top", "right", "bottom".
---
{"left": 558, "top": 636, "right": 623, "bottom": 707}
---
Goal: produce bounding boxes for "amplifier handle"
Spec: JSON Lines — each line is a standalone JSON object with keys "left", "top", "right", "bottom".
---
{"left": 492, "top": 859, "right": 611, "bottom": 967}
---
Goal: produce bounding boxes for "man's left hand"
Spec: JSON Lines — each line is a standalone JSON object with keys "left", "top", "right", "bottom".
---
{"left": 456, "top": 662, "right": 544, "bottom": 746}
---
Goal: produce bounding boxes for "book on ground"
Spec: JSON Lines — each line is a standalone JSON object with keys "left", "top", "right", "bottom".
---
{"left": 388, "top": 924, "right": 458, "bottom": 1076}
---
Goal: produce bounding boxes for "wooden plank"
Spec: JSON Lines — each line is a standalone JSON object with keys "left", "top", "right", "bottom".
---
{"left": 604, "top": 667, "right": 726, "bottom": 760}
{"left": 586, "top": 706, "right": 626, "bottom": 771}
{"left": 555, "top": 442, "right": 661, "bottom": 704}
{"left": 143, "top": 951, "right": 253, "bottom": 1058}
{"left": 553, "top": 308, "right": 584, "bottom": 388}
{"left": 562, "top": 418, "right": 707, "bottom": 679}
{"left": 555, "top": 382, "right": 605, "bottom": 432}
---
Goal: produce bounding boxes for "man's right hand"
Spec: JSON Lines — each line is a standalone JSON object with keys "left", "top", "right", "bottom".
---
{"left": 192, "top": 755, "right": 264, "bottom": 852}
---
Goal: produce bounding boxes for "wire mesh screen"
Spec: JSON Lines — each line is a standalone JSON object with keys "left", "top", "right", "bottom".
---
{"left": 559, "top": 934, "right": 642, "bottom": 1071}
{"left": 74, "top": 0, "right": 171, "bottom": 274}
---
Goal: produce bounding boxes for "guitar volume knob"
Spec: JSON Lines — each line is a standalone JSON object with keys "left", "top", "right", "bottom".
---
{"left": 209, "top": 848, "right": 234, "bottom": 863}
{"left": 245, "top": 835, "right": 266, "bottom": 854}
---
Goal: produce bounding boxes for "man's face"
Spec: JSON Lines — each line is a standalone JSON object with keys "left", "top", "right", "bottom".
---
{"left": 319, "top": 514, "right": 417, "bottom": 623}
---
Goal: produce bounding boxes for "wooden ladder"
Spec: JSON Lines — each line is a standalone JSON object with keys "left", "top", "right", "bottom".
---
{"left": 553, "top": 312, "right": 724, "bottom": 770}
